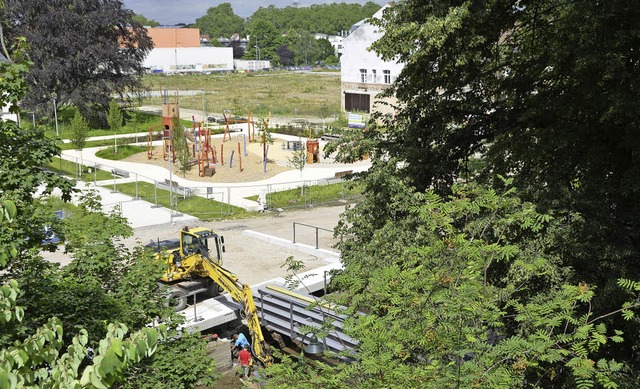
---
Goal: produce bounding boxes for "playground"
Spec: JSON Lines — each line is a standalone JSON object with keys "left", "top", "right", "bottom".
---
{"left": 136, "top": 134, "right": 299, "bottom": 183}
{"left": 131, "top": 91, "right": 324, "bottom": 184}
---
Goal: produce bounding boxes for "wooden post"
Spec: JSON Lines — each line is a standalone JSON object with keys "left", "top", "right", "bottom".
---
{"left": 238, "top": 142, "right": 242, "bottom": 172}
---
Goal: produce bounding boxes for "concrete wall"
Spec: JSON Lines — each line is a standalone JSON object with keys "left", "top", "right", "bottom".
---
{"left": 234, "top": 59, "right": 271, "bottom": 71}
{"left": 147, "top": 28, "right": 200, "bottom": 48}
{"left": 340, "top": 3, "right": 402, "bottom": 115}
{"left": 144, "top": 47, "right": 234, "bottom": 74}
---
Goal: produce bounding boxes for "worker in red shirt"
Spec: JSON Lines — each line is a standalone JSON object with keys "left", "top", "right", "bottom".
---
{"left": 238, "top": 344, "right": 252, "bottom": 378}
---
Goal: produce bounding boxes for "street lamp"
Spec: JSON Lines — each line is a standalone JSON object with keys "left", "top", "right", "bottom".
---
{"left": 52, "top": 93, "right": 59, "bottom": 137}
{"left": 255, "top": 36, "right": 260, "bottom": 61}
{"left": 301, "top": 332, "right": 324, "bottom": 356}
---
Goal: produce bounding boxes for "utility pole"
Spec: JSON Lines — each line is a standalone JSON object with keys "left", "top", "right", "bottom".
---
{"left": 53, "top": 94, "right": 59, "bottom": 137}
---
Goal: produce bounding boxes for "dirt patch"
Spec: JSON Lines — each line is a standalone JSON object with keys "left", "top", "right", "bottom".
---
{"left": 126, "top": 135, "right": 300, "bottom": 183}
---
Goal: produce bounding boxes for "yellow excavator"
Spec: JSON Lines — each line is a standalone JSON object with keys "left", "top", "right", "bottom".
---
{"left": 145, "top": 226, "right": 273, "bottom": 367}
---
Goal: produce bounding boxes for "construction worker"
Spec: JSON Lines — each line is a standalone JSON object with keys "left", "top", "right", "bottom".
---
{"left": 238, "top": 344, "right": 252, "bottom": 378}
{"left": 231, "top": 332, "right": 250, "bottom": 360}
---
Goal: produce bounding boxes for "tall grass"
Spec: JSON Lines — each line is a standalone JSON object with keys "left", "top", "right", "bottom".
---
{"left": 143, "top": 72, "right": 342, "bottom": 119}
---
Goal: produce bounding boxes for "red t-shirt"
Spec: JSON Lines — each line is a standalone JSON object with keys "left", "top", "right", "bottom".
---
{"left": 238, "top": 349, "right": 252, "bottom": 366}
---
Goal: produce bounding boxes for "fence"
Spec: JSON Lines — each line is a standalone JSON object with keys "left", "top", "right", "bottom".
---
{"left": 55, "top": 156, "right": 362, "bottom": 220}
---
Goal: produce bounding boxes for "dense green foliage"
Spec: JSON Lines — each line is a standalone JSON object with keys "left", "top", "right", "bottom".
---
{"left": 0, "top": 52, "right": 168, "bottom": 388}
{"left": 195, "top": 3, "right": 245, "bottom": 40}
{"left": 132, "top": 13, "right": 159, "bottom": 27}
{"left": 0, "top": 37, "right": 216, "bottom": 388}
{"left": 247, "top": 2, "right": 381, "bottom": 36}
{"left": 189, "top": 2, "right": 380, "bottom": 65}
{"left": 264, "top": 0, "right": 640, "bottom": 387}
{"left": 119, "top": 332, "right": 216, "bottom": 389}
{"left": 367, "top": 0, "right": 640, "bottom": 377}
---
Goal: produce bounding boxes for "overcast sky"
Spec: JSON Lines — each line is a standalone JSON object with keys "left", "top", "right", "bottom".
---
{"left": 122, "top": 0, "right": 384, "bottom": 26}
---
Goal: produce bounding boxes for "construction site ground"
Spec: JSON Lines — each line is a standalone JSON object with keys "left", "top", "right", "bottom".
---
{"left": 127, "top": 205, "right": 346, "bottom": 286}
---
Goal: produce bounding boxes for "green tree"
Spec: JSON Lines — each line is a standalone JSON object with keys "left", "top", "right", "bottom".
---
{"left": 247, "top": 2, "right": 380, "bottom": 36}
{"left": 195, "top": 3, "right": 245, "bottom": 39}
{"left": 314, "top": 38, "right": 335, "bottom": 64}
{"left": 107, "top": 99, "right": 123, "bottom": 153}
{"left": 244, "top": 20, "right": 281, "bottom": 62}
{"left": 0, "top": 199, "right": 167, "bottom": 388}
{"left": 120, "top": 331, "right": 216, "bottom": 389}
{"left": 364, "top": 0, "right": 640, "bottom": 375}
{"left": 267, "top": 178, "right": 640, "bottom": 388}
{"left": 132, "top": 13, "right": 160, "bottom": 27}
{"left": 294, "top": 30, "right": 316, "bottom": 66}
{"left": 287, "top": 139, "right": 307, "bottom": 195}
{"left": 172, "top": 116, "right": 191, "bottom": 177}
{"left": 0, "top": 38, "right": 74, "bottom": 252}
{"left": 2, "top": 0, "right": 153, "bottom": 122}
{"left": 0, "top": 37, "right": 206, "bottom": 389}
{"left": 69, "top": 110, "right": 89, "bottom": 169}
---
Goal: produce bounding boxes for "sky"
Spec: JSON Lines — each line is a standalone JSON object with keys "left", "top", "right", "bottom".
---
{"left": 122, "top": 0, "right": 383, "bottom": 26}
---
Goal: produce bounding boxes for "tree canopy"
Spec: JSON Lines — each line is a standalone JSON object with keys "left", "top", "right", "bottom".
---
{"left": 247, "top": 2, "right": 381, "bottom": 36}
{"left": 368, "top": 0, "right": 640, "bottom": 331}
{"left": 0, "top": 37, "right": 215, "bottom": 388}
{"left": 1, "top": 0, "right": 153, "bottom": 123}
{"left": 195, "top": 3, "right": 245, "bottom": 40}
{"left": 284, "top": 0, "right": 640, "bottom": 387}
{"left": 132, "top": 13, "right": 159, "bottom": 27}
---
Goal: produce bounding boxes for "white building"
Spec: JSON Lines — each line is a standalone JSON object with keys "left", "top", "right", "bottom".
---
{"left": 143, "top": 47, "right": 234, "bottom": 74}
{"left": 340, "top": 3, "right": 403, "bottom": 115}
{"left": 313, "top": 33, "right": 344, "bottom": 57}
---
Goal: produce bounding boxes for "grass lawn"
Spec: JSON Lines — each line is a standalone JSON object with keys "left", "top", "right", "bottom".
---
{"left": 248, "top": 181, "right": 363, "bottom": 209}
{"left": 47, "top": 157, "right": 113, "bottom": 181}
{"left": 143, "top": 71, "right": 342, "bottom": 119}
{"left": 58, "top": 135, "right": 150, "bottom": 150}
{"left": 95, "top": 145, "right": 147, "bottom": 160}
{"left": 107, "top": 181, "right": 250, "bottom": 221}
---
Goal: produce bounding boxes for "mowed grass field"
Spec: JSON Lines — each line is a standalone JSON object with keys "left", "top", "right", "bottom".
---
{"left": 142, "top": 71, "right": 342, "bottom": 119}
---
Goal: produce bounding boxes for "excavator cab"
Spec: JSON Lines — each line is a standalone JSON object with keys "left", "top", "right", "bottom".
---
{"left": 179, "top": 226, "right": 224, "bottom": 265}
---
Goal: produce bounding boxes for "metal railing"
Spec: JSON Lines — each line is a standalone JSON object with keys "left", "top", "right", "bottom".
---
{"left": 292, "top": 222, "right": 340, "bottom": 250}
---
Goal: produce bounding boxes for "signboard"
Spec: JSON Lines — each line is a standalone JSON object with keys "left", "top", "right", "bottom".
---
{"left": 347, "top": 112, "right": 366, "bottom": 129}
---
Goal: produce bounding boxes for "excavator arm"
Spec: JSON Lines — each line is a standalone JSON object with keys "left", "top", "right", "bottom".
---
{"left": 197, "top": 254, "right": 273, "bottom": 367}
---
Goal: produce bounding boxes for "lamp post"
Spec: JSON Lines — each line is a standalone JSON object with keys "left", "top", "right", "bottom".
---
{"left": 52, "top": 93, "right": 59, "bottom": 137}
{"left": 255, "top": 36, "right": 259, "bottom": 61}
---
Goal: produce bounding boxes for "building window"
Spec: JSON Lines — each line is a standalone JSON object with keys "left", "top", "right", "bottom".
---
{"left": 345, "top": 93, "right": 371, "bottom": 113}
{"left": 383, "top": 70, "right": 391, "bottom": 84}
{"left": 372, "top": 69, "right": 377, "bottom": 83}
{"left": 360, "top": 69, "right": 367, "bottom": 83}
